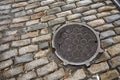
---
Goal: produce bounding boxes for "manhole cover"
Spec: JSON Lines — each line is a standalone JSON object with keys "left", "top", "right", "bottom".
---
{"left": 52, "top": 23, "right": 103, "bottom": 66}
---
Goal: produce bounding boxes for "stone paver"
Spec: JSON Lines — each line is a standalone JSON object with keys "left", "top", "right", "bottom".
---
{"left": 101, "top": 38, "right": 115, "bottom": 48}
{"left": 114, "top": 20, "right": 120, "bottom": 26}
{"left": 98, "top": 6, "right": 116, "bottom": 12}
{"left": 73, "top": 6, "right": 89, "bottom": 13}
{"left": 0, "top": 43, "right": 9, "bottom": 52}
{"left": 0, "top": 35, "right": 20, "bottom": 44}
{"left": 107, "top": 43, "right": 120, "bottom": 56}
{"left": 0, "top": 49, "right": 18, "bottom": 61}
{"left": 83, "top": 9, "right": 97, "bottom": 16}
{"left": 62, "top": 4, "right": 76, "bottom": 11}
{"left": 95, "top": 24, "right": 114, "bottom": 31}
{"left": 21, "top": 31, "right": 39, "bottom": 39}
{"left": 34, "top": 49, "right": 50, "bottom": 58}
{"left": 114, "top": 27, "right": 120, "bottom": 34}
{"left": 56, "top": 10, "right": 72, "bottom": 17}
{"left": 97, "top": 12, "right": 111, "bottom": 18}
{"left": 17, "top": 71, "right": 36, "bottom": 80}
{"left": 67, "top": 13, "right": 81, "bottom": 20}
{"left": 0, "top": 59, "right": 13, "bottom": 70}
{"left": 87, "top": 19, "right": 105, "bottom": 27}
{"left": 12, "top": 2, "right": 28, "bottom": 8}
{"left": 47, "top": 7, "right": 61, "bottom": 15}
{"left": 65, "top": 69, "right": 86, "bottom": 80}
{"left": 37, "top": 61, "right": 58, "bottom": 77}
{"left": 88, "top": 62, "right": 109, "bottom": 74}
{"left": 26, "top": 19, "right": 39, "bottom": 26}
{"left": 84, "top": 15, "right": 97, "bottom": 21}
{"left": 76, "top": 0, "right": 92, "bottom": 7}
{"left": 14, "top": 53, "right": 33, "bottom": 64}
{"left": 3, "top": 66, "right": 23, "bottom": 78}
{"left": 48, "top": 17, "right": 66, "bottom": 26}
{"left": 50, "top": 2, "right": 66, "bottom": 8}
{"left": 34, "top": 6, "right": 49, "bottom": 12}
{"left": 44, "top": 68, "right": 65, "bottom": 80}
{"left": 100, "top": 70, "right": 119, "bottom": 80}
{"left": 91, "top": 3, "right": 105, "bottom": 8}
{"left": 109, "top": 56, "right": 120, "bottom": 68}
{"left": 12, "top": 16, "right": 30, "bottom": 23}
{"left": 95, "top": 52, "right": 110, "bottom": 63}
{"left": 32, "top": 33, "right": 51, "bottom": 43}
{"left": 100, "top": 30, "right": 115, "bottom": 39}
{"left": 11, "top": 39, "right": 30, "bottom": 47}
{"left": 104, "top": 14, "right": 120, "bottom": 23}
{"left": 27, "top": 23, "right": 48, "bottom": 31}
{"left": 25, "top": 57, "right": 49, "bottom": 71}
{"left": 39, "top": 42, "right": 49, "bottom": 49}
{"left": 41, "top": 15, "right": 56, "bottom": 22}
{"left": 19, "top": 45, "right": 38, "bottom": 55}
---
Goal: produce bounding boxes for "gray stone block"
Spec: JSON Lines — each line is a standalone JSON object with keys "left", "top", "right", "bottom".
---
{"left": 25, "top": 57, "right": 49, "bottom": 71}
{"left": 0, "top": 43, "right": 9, "bottom": 52}
{"left": 62, "top": 3, "right": 76, "bottom": 11}
{"left": 109, "top": 56, "right": 120, "bottom": 68}
{"left": 0, "top": 49, "right": 18, "bottom": 61}
{"left": 101, "top": 38, "right": 115, "bottom": 48}
{"left": 104, "top": 14, "right": 120, "bottom": 23}
{"left": 0, "top": 59, "right": 13, "bottom": 70}
{"left": 48, "top": 17, "right": 65, "bottom": 26}
{"left": 47, "top": 7, "right": 61, "bottom": 15}
{"left": 76, "top": 0, "right": 92, "bottom": 7}
{"left": 15, "top": 53, "right": 33, "bottom": 64}
{"left": 114, "top": 20, "right": 120, "bottom": 26}
{"left": 44, "top": 68, "right": 65, "bottom": 80}
{"left": 39, "top": 42, "right": 49, "bottom": 49}
{"left": 50, "top": 1, "right": 66, "bottom": 8}
{"left": 115, "top": 27, "right": 120, "bottom": 34}
{"left": 3, "top": 66, "right": 23, "bottom": 78}
{"left": 37, "top": 61, "right": 58, "bottom": 76}
{"left": 27, "top": 23, "right": 48, "bottom": 31}
{"left": 100, "top": 30, "right": 115, "bottom": 39}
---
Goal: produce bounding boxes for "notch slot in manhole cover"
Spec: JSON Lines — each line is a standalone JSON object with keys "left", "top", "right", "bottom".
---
{"left": 52, "top": 23, "right": 103, "bottom": 66}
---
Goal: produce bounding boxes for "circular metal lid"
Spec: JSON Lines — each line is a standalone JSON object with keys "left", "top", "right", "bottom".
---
{"left": 52, "top": 23, "right": 103, "bottom": 66}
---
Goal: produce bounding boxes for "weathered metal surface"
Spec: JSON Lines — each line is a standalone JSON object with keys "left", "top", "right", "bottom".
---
{"left": 113, "top": 0, "right": 120, "bottom": 9}
{"left": 52, "top": 23, "right": 103, "bottom": 66}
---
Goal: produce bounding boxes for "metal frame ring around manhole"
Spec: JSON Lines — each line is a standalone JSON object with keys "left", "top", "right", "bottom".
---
{"left": 113, "top": 0, "right": 120, "bottom": 9}
{"left": 52, "top": 23, "right": 103, "bottom": 66}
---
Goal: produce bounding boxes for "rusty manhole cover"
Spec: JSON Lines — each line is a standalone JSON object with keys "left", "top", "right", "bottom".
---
{"left": 52, "top": 23, "right": 103, "bottom": 66}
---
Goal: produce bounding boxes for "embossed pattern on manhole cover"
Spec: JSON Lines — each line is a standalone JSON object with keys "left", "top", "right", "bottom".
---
{"left": 52, "top": 23, "right": 103, "bottom": 66}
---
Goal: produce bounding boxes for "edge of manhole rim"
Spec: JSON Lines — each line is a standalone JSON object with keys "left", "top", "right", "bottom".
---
{"left": 113, "top": 0, "right": 120, "bottom": 9}
{"left": 52, "top": 22, "right": 103, "bottom": 66}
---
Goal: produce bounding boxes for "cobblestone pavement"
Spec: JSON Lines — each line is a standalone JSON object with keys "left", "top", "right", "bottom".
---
{"left": 0, "top": 0, "right": 120, "bottom": 80}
